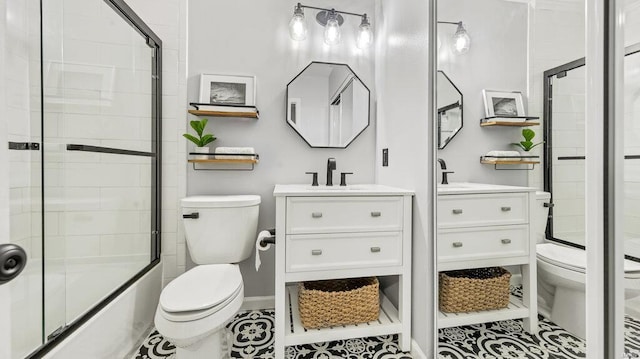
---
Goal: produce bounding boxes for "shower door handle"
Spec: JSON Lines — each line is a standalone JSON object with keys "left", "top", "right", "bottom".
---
{"left": 0, "top": 244, "right": 27, "bottom": 285}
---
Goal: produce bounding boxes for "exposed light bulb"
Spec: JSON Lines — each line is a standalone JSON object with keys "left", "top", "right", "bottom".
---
{"left": 289, "top": 4, "right": 307, "bottom": 41}
{"left": 324, "top": 11, "right": 341, "bottom": 46}
{"left": 452, "top": 22, "right": 470, "bottom": 54}
{"left": 356, "top": 15, "right": 373, "bottom": 49}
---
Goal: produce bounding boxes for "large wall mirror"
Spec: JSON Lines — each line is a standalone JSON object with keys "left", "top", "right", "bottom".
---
{"left": 286, "top": 62, "right": 370, "bottom": 148}
{"left": 437, "top": 71, "right": 463, "bottom": 149}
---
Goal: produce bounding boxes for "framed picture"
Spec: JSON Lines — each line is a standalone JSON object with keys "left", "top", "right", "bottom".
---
{"left": 199, "top": 74, "right": 256, "bottom": 106}
{"left": 482, "top": 90, "right": 525, "bottom": 118}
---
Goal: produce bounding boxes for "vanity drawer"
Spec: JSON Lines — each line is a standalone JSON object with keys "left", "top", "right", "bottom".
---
{"left": 286, "top": 196, "right": 403, "bottom": 234}
{"left": 438, "top": 193, "right": 528, "bottom": 228}
{"left": 438, "top": 225, "right": 529, "bottom": 263}
{"left": 286, "top": 232, "right": 402, "bottom": 272}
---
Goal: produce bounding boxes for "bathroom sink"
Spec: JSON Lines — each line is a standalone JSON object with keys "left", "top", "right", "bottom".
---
{"left": 305, "top": 184, "right": 380, "bottom": 191}
{"left": 274, "top": 184, "right": 414, "bottom": 196}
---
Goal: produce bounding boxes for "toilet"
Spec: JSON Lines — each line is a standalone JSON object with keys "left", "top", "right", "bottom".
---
{"left": 534, "top": 191, "right": 640, "bottom": 338}
{"left": 154, "top": 195, "right": 260, "bottom": 359}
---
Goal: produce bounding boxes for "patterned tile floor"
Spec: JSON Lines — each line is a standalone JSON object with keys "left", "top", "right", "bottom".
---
{"left": 134, "top": 309, "right": 411, "bottom": 359}
{"left": 134, "top": 286, "right": 640, "bottom": 359}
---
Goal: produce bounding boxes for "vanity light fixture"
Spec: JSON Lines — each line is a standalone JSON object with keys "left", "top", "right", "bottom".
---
{"left": 288, "top": 3, "right": 373, "bottom": 49}
{"left": 438, "top": 21, "right": 471, "bottom": 55}
{"left": 288, "top": 3, "right": 308, "bottom": 41}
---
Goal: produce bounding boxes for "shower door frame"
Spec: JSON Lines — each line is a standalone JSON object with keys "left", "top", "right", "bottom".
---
{"left": 27, "top": 0, "right": 163, "bottom": 357}
{"left": 542, "top": 42, "right": 640, "bottom": 257}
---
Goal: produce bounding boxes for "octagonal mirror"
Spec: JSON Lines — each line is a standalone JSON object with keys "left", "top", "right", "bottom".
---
{"left": 437, "top": 70, "right": 463, "bottom": 149}
{"left": 286, "top": 62, "right": 370, "bottom": 148}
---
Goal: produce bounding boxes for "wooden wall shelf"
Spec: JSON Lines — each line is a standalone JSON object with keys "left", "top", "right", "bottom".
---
{"left": 188, "top": 158, "right": 258, "bottom": 164}
{"left": 188, "top": 109, "right": 259, "bottom": 119}
{"left": 188, "top": 153, "right": 259, "bottom": 171}
{"left": 480, "top": 160, "right": 540, "bottom": 165}
{"left": 480, "top": 116, "right": 540, "bottom": 127}
{"left": 480, "top": 120, "right": 540, "bottom": 127}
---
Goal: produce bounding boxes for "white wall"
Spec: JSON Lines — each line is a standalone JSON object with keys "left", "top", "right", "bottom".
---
{"left": 187, "top": 0, "right": 376, "bottom": 297}
{"left": 375, "top": 0, "right": 433, "bottom": 355}
{"left": 437, "top": 0, "right": 529, "bottom": 186}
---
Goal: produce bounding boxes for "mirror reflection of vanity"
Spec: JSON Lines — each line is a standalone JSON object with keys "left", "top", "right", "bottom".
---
{"left": 286, "top": 62, "right": 370, "bottom": 148}
{"left": 437, "top": 71, "right": 463, "bottom": 149}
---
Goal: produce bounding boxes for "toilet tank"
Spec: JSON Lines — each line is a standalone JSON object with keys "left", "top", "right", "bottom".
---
{"left": 534, "top": 191, "right": 551, "bottom": 244}
{"left": 181, "top": 195, "right": 261, "bottom": 264}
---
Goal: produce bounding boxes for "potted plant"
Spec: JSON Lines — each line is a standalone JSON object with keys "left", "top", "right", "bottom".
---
{"left": 183, "top": 118, "right": 217, "bottom": 159}
{"left": 511, "top": 128, "right": 543, "bottom": 155}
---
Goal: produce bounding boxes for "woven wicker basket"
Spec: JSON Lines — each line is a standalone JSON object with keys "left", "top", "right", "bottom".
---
{"left": 439, "top": 267, "right": 511, "bottom": 313}
{"left": 298, "top": 277, "right": 379, "bottom": 329}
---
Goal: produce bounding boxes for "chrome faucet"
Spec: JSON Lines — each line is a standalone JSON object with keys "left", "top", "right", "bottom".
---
{"left": 326, "top": 158, "right": 337, "bottom": 186}
{"left": 438, "top": 158, "right": 454, "bottom": 185}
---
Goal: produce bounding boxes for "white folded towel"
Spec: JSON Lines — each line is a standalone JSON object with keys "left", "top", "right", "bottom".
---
{"left": 214, "top": 147, "right": 256, "bottom": 160}
{"left": 485, "top": 150, "right": 522, "bottom": 161}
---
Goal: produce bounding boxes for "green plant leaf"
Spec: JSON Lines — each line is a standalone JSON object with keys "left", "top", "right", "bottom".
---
{"left": 510, "top": 142, "right": 525, "bottom": 151}
{"left": 200, "top": 134, "right": 217, "bottom": 146}
{"left": 190, "top": 120, "right": 203, "bottom": 136}
{"left": 183, "top": 133, "right": 201, "bottom": 146}
{"left": 522, "top": 128, "right": 535, "bottom": 142}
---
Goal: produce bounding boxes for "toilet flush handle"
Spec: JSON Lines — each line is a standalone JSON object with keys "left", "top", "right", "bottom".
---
{"left": 183, "top": 212, "right": 199, "bottom": 219}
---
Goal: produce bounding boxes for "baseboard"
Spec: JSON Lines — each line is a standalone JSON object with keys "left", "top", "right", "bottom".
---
{"left": 241, "top": 295, "right": 275, "bottom": 311}
{"left": 410, "top": 339, "right": 427, "bottom": 359}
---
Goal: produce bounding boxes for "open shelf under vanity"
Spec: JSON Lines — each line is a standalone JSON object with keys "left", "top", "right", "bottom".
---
{"left": 437, "top": 294, "right": 529, "bottom": 328}
{"left": 284, "top": 285, "right": 402, "bottom": 346}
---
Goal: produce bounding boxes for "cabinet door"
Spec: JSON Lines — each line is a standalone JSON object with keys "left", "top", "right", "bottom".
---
{"left": 286, "top": 232, "right": 403, "bottom": 272}
{"left": 286, "top": 196, "right": 403, "bottom": 234}
{"left": 438, "top": 225, "right": 529, "bottom": 263}
{"left": 438, "top": 193, "right": 528, "bottom": 229}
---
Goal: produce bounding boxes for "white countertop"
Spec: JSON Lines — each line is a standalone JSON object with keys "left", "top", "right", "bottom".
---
{"left": 437, "top": 182, "right": 538, "bottom": 195}
{"left": 273, "top": 184, "right": 415, "bottom": 197}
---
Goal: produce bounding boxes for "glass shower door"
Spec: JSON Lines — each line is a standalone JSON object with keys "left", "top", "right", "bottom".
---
{"left": 2, "top": 0, "right": 44, "bottom": 357}
{"left": 41, "top": 0, "right": 159, "bottom": 343}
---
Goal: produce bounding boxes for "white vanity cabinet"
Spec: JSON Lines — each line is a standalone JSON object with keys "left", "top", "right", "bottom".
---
{"left": 437, "top": 184, "right": 538, "bottom": 333}
{"left": 273, "top": 185, "right": 414, "bottom": 358}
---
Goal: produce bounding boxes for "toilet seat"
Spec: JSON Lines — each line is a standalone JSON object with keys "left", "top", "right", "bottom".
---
{"left": 537, "top": 243, "right": 640, "bottom": 278}
{"left": 159, "top": 264, "right": 243, "bottom": 322}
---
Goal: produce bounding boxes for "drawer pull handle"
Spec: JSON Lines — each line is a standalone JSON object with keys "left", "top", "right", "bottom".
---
{"left": 371, "top": 211, "right": 381, "bottom": 217}
{"left": 501, "top": 206, "right": 512, "bottom": 212}
{"left": 311, "top": 212, "right": 323, "bottom": 218}
{"left": 311, "top": 249, "right": 323, "bottom": 256}
{"left": 370, "top": 247, "right": 381, "bottom": 253}
{"left": 452, "top": 242, "right": 463, "bottom": 248}
{"left": 452, "top": 209, "right": 463, "bottom": 215}
{"left": 501, "top": 238, "right": 512, "bottom": 244}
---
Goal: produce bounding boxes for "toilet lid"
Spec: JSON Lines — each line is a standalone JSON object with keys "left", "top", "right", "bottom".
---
{"left": 160, "top": 264, "right": 243, "bottom": 313}
{"left": 537, "top": 243, "right": 640, "bottom": 276}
